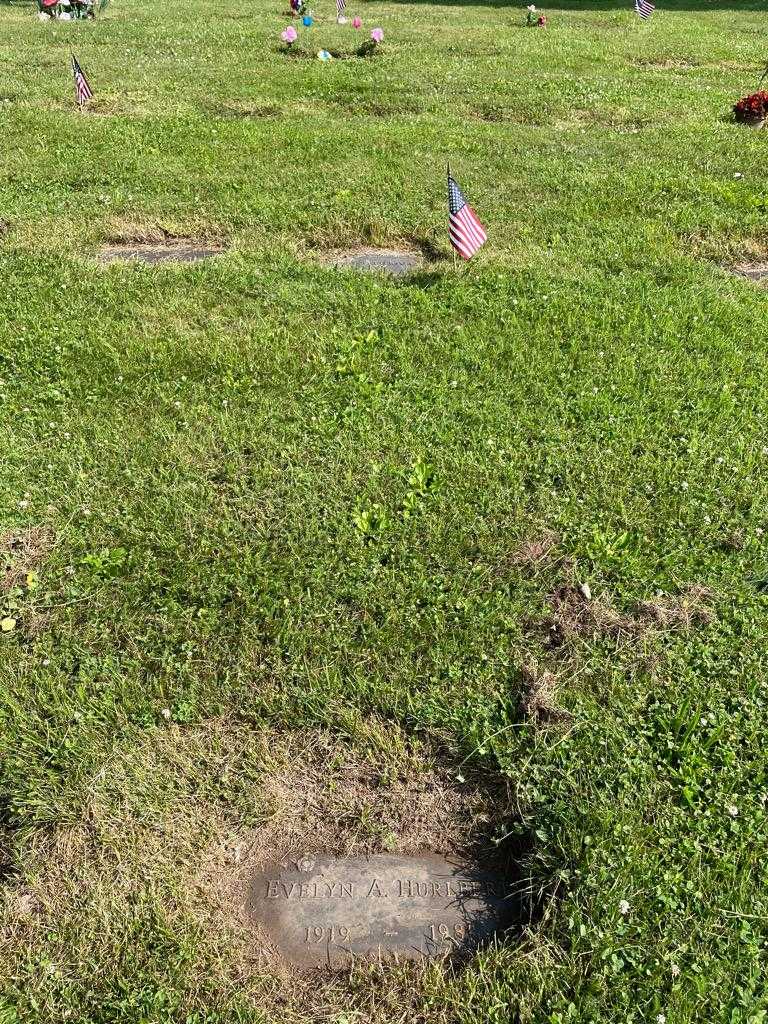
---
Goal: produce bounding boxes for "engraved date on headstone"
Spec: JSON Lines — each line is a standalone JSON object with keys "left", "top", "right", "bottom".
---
{"left": 247, "top": 853, "right": 517, "bottom": 965}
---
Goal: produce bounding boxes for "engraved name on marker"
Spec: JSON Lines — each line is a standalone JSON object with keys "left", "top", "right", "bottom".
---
{"left": 247, "top": 853, "right": 517, "bottom": 965}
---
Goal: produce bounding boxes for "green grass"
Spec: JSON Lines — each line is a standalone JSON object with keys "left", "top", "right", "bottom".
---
{"left": 1, "top": 0, "right": 768, "bottom": 1021}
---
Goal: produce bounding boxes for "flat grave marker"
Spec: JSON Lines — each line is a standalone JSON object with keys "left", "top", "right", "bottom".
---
{"left": 732, "top": 262, "right": 768, "bottom": 284}
{"left": 247, "top": 853, "right": 517, "bottom": 965}
{"left": 98, "top": 241, "right": 225, "bottom": 266}
{"left": 327, "top": 248, "right": 423, "bottom": 276}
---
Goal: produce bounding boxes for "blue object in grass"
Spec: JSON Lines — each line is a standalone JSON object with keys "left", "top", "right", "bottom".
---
{"left": 302, "top": 14, "right": 313, "bottom": 25}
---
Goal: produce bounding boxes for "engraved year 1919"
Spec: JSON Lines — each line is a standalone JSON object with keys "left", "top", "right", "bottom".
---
{"left": 304, "top": 925, "right": 351, "bottom": 944}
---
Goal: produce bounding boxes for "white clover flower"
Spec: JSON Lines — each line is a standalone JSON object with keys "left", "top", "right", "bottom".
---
{"left": 619, "top": 899, "right": 630, "bottom": 916}
{"left": 681, "top": 482, "right": 689, "bottom": 491}
{"left": 727, "top": 804, "right": 738, "bottom": 817}
{"left": 160, "top": 708, "right": 172, "bottom": 720}
{"left": 657, "top": 1015, "right": 666, "bottom": 1024}
{"left": 671, "top": 963, "right": 681, "bottom": 977}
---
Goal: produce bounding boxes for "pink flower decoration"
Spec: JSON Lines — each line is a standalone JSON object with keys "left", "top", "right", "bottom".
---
{"left": 371, "top": 26, "right": 383, "bottom": 42}
{"left": 352, "top": 15, "right": 362, "bottom": 27}
{"left": 281, "top": 25, "right": 298, "bottom": 42}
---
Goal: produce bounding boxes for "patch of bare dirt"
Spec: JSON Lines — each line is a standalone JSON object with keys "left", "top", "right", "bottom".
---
{"left": 719, "top": 528, "right": 746, "bottom": 552}
{"left": 634, "top": 586, "right": 713, "bottom": 630}
{"left": 509, "top": 531, "right": 560, "bottom": 569}
{"left": 213, "top": 102, "right": 282, "bottom": 119}
{"left": 520, "top": 662, "right": 572, "bottom": 726}
{"left": 632, "top": 57, "right": 700, "bottom": 70}
{"left": 541, "top": 582, "right": 714, "bottom": 649}
{"left": 1, "top": 526, "right": 53, "bottom": 593}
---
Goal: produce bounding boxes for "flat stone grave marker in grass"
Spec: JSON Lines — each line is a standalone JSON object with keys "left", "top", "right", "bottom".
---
{"left": 98, "top": 240, "right": 225, "bottom": 266}
{"left": 328, "top": 247, "right": 424, "bottom": 276}
{"left": 732, "top": 263, "right": 768, "bottom": 284}
{"left": 247, "top": 853, "right": 518, "bottom": 965}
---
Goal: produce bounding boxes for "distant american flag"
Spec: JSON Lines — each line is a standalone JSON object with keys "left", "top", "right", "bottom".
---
{"left": 447, "top": 170, "right": 487, "bottom": 261}
{"left": 635, "top": 0, "right": 655, "bottom": 19}
{"left": 336, "top": 0, "right": 345, "bottom": 15}
{"left": 71, "top": 54, "right": 93, "bottom": 106}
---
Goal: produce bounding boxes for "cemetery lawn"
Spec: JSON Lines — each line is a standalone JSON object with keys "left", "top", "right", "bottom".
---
{"left": 2, "top": 0, "right": 768, "bottom": 1021}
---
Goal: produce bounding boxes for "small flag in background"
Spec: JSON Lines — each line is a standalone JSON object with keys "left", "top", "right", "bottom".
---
{"left": 635, "top": 0, "right": 655, "bottom": 19}
{"left": 336, "top": 0, "right": 346, "bottom": 16}
{"left": 447, "top": 169, "right": 487, "bottom": 261}
{"left": 71, "top": 54, "right": 93, "bottom": 108}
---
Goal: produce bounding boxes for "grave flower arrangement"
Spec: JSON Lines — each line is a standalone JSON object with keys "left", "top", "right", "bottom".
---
{"left": 38, "top": 0, "right": 96, "bottom": 19}
{"left": 357, "top": 27, "right": 383, "bottom": 57}
{"left": 281, "top": 24, "right": 298, "bottom": 46}
{"left": 525, "top": 4, "right": 546, "bottom": 27}
{"left": 733, "top": 90, "right": 768, "bottom": 127}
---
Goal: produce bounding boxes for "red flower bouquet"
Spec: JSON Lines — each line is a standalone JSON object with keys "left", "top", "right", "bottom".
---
{"left": 733, "top": 90, "right": 768, "bottom": 126}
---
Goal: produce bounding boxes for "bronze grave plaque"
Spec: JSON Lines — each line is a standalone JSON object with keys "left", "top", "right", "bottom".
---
{"left": 247, "top": 853, "right": 517, "bottom": 965}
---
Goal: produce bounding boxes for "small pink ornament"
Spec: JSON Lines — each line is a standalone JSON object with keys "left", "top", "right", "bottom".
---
{"left": 370, "top": 26, "right": 383, "bottom": 42}
{"left": 281, "top": 24, "right": 298, "bottom": 42}
{"left": 352, "top": 15, "right": 362, "bottom": 28}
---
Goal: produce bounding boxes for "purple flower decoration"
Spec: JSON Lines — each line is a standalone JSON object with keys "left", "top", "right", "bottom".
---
{"left": 371, "top": 27, "right": 384, "bottom": 42}
{"left": 281, "top": 25, "right": 298, "bottom": 42}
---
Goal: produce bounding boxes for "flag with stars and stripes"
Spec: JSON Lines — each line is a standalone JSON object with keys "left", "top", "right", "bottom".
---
{"left": 635, "top": 0, "right": 655, "bottom": 19}
{"left": 447, "top": 170, "right": 487, "bottom": 261}
{"left": 336, "top": 0, "right": 345, "bottom": 16}
{"left": 71, "top": 54, "right": 93, "bottom": 107}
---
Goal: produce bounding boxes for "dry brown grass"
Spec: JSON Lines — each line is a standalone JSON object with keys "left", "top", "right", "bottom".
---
{"left": 520, "top": 662, "right": 572, "bottom": 727}
{"left": 542, "top": 582, "right": 714, "bottom": 650}
{"left": 1, "top": 526, "right": 54, "bottom": 593}
{"left": 100, "top": 216, "right": 226, "bottom": 248}
{"left": 0, "top": 718, "right": 521, "bottom": 1023}
{"left": 508, "top": 531, "right": 560, "bottom": 570}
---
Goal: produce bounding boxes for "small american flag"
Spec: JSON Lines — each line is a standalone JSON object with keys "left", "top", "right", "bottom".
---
{"left": 336, "top": 0, "right": 345, "bottom": 15}
{"left": 447, "top": 169, "right": 487, "bottom": 261}
{"left": 635, "top": 0, "right": 655, "bottom": 19}
{"left": 71, "top": 54, "right": 93, "bottom": 107}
